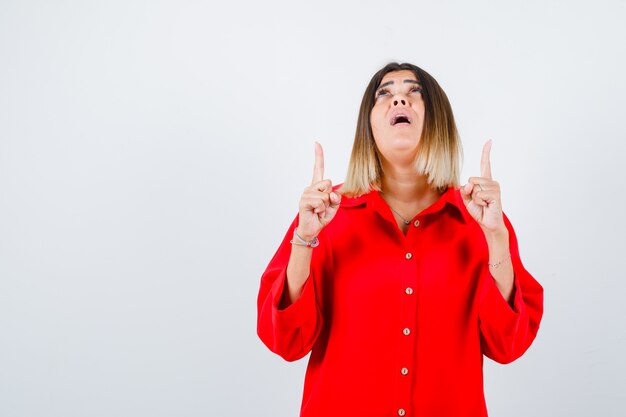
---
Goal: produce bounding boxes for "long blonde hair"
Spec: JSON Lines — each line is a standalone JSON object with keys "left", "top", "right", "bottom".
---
{"left": 339, "top": 62, "right": 462, "bottom": 197}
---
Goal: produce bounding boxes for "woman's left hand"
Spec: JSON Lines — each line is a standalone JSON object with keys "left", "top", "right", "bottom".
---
{"left": 460, "top": 140, "right": 507, "bottom": 234}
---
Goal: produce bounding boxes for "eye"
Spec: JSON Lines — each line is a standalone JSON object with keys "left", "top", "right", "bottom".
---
{"left": 375, "top": 88, "right": 389, "bottom": 99}
{"left": 410, "top": 86, "right": 423, "bottom": 94}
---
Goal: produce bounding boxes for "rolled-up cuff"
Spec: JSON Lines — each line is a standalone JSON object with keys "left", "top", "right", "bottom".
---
{"left": 481, "top": 271, "right": 525, "bottom": 336}
{"left": 271, "top": 267, "right": 316, "bottom": 331}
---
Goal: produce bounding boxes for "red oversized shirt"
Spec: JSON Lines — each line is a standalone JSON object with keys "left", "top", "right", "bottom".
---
{"left": 257, "top": 186, "right": 544, "bottom": 417}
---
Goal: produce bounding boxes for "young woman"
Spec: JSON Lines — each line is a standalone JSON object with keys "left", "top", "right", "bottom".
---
{"left": 257, "top": 62, "right": 544, "bottom": 417}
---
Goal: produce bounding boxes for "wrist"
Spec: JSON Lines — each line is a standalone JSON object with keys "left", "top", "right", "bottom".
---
{"left": 291, "top": 228, "right": 319, "bottom": 248}
{"left": 482, "top": 225, "right": 509, "bottom": 244}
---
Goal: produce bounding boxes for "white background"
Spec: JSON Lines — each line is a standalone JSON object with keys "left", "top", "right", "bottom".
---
{"left": 1, "top": 1, "right": 625, "bottom": 416}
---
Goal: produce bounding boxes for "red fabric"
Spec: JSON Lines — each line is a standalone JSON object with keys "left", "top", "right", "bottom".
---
{"left": 257, "top": 186, "right": 544, "bottom": 417}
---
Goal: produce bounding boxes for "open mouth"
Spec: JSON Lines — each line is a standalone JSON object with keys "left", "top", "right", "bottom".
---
{"left": 392, "top": 115, "right": 411, "bottom": 125}
{"left": 390, "top": 112, "right": 412, "bottom": 126}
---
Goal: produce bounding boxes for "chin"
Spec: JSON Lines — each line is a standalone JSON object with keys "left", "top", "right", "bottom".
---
{"left": 374, "top": 132, "right": 420, "bottom": 157}
{"left": 378, "top": 141, "right": 419, "bottom": 164}
{"left": 388, "top": 135, "right": 419, "bottom": 150}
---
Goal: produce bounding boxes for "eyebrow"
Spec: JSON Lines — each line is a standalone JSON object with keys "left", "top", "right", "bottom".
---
{"left": 377, "top": 79, "right": 421, "bottom": 89}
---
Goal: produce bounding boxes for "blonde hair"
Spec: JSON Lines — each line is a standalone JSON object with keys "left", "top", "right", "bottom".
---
{"left": 339, "top": 62, "right": 462, "bottom": 197}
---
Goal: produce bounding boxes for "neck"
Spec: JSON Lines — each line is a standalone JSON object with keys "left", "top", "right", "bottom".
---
{"left": 379, "top": 160, "right": 439, "bottom": 204}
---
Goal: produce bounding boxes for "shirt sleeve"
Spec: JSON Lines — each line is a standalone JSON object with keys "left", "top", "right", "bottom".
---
{"left": 256, "top": 214, "right": 329, "bottom": 362}
{"left": 478, "top": 213, "right": 544, "bottom": 364}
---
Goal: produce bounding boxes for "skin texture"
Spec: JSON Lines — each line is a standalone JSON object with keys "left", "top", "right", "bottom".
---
{"left": 369, "top": 70, "right": 441, "bottom": 235}
{"left": 460, "top": 140, "right": 514, "bottom": 303}
{"left": 370, "top": 70, "right": 425, "bottom": 168}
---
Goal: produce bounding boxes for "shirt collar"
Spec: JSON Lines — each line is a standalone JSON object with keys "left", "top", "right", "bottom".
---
{"left": 339, "top": 185, "right": 470, "bottom": 224}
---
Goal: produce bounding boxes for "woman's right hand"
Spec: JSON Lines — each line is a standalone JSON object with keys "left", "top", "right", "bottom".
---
{"left": 296, "top": 142, "right": 342, "bottom": 241}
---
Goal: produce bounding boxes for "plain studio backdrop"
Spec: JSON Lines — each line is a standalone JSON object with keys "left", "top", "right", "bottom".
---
{"left": 1, "top": 0, "right": 624, "bottom": 416}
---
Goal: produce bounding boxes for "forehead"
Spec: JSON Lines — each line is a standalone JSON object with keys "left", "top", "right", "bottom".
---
{"left": 378, "top": 70, "right": 418, "bottom": 86}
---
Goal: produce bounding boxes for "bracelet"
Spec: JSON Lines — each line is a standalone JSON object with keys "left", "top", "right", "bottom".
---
{"left": 290, "top": 228, "right": 319, "bottom": 248}
{"left": 488, "top": 253, "right": 511, "bottom": 269}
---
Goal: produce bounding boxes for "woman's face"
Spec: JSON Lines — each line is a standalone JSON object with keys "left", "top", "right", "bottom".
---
{"left": 370, "top": 70, "right": 425, "bottom": 165}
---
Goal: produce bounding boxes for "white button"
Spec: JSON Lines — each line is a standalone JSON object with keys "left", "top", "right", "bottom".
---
{"left": 413, "top": 219, "right": 420, "bottom": 227}
{"left": 403, "top": 328, "right": 411, "bottom": 336}
{"left": 405, "top": 287, "right": 413, "bottom": 295}
{"left": 398, "top": 409, "right": 406, "bottom": 416}
{"left": 405, "top": 252, "right": 412, "bottom": 260}
{"left": 401, "top": 367, "right": 409, "bottom": 375}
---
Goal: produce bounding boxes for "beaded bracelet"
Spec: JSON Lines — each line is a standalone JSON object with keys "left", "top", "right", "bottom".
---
{"left": 290, "top": 228, "right": 319, "bottom": 248}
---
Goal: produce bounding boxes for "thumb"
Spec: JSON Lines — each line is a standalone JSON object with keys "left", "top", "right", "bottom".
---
{"left": 320, "top": 192, "right": 342, "bottom": 225}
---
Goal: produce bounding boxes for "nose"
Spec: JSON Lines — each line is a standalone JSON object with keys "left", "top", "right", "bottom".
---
{"left": 393, "top": 97, "right": 407, "bottom": 107}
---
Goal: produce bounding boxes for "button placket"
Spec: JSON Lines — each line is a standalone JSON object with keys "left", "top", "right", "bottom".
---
{"left": 397, "top": 243, "right": 416, "bottom": 417}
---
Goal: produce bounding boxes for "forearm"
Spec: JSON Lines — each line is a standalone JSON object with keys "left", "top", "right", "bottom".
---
{"left": 484, "top": 227, "right": 514, "bottom": 305}
{"left": 282, "top": 244, "right": 314, "bottom": 308}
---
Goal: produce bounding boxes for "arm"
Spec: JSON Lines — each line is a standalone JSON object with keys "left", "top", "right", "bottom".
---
{"left": 460, "top": 141, "right": 544, "bottom": 363}
{"left": 282, "top": 233, "right": 316, "bottom": 308}
{"left": 478, "top": 213, "right": 544, "bottom": 364}
{"left": 257, "top": 142, "right": 340, "bottom": 362}
{"left": 256, "top": 216, "right": 330, "bottom": 362}
{"left": 483, "top": 226, "right": 514, "bottom": 305}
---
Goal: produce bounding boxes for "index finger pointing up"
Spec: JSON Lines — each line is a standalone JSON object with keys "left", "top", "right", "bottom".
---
{"left": 312, "top": 141, "right": 324, "bottom": 185}
{"left": 480, "top": 139, "right": 493, "bottom": 179}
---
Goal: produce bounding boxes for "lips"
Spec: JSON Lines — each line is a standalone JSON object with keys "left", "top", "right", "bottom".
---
{"left": 390, "top": 111, "right": 412, "bottom": 126}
